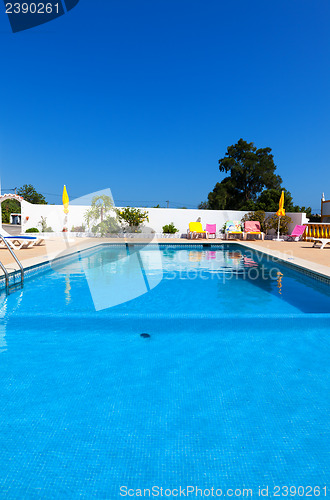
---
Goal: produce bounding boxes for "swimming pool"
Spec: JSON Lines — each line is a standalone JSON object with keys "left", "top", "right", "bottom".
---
{"left": 0, "top": 244, "right": 329, "bottom": 498}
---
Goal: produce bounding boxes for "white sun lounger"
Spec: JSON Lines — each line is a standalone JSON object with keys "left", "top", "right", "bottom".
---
{"left": 3, "top": 236, "right": 45, "bottom": 250}
{"left": 312, "top": 238, "right": 330, "bottom": 250}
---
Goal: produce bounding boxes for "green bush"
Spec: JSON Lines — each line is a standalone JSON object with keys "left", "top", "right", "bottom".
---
{"left": 71, "top": 225, "right": 86, "bottom": 232}
{"left": 162, "top": 222, "right": 178, "bottom": 234}
{"left": 25, "top": 227, "right": 39, "bottom": 233}
{"left": 84, "top": 195, "right": 114, "bottom": 230}
{"left": 264, "top": 214, "right": 292, "bottom": 235}
{"left": 1, "top": 199, "right": 21, "bottom": 224}
{"left": 39, "top": 216, "right": 53, "bottom": 232}
{"left": 308, "top": 214, "right": 321, "bottom": 223}
{"left": 91, "top": 217, "right": 120, "bottom": 236}
{"left": 116, "top": 207, "right": 149, "bottom": 232}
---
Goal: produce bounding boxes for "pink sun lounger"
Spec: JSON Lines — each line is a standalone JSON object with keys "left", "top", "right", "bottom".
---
{"left": 287, "top": 225, "right": 307, "bottom": 241}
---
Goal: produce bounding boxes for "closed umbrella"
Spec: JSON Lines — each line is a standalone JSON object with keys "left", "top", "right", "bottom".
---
{"left": 62, "top": 185, "right": 69, "bottom": 233}
{"left": 274, "top": 191, "right": 285, "bottom": 241}
{"left": 62, "top": 185, "right": 69, "bottom": 214}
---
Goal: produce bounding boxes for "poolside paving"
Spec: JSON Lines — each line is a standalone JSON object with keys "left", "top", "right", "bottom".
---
{"left": 239, "top": 239, "right": 330, "bottom": 279}
{"left": 0, "top": 236, "right": 329, "bottom": 279}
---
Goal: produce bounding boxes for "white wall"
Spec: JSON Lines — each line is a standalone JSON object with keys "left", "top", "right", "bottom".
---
{"left": 146, "top": 208, "right": 249, "bottom": 234}
{"left": 20, "top": 201, "right": 309, "bottom": 235}
{"left": 21, "top": 201, "right": 89, "bottom": 233}
{"left": 144, "top": 208, "right": 308, "bottom": 235}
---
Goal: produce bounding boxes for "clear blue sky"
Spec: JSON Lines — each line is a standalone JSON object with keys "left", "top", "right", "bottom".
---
{"left": 0, "top": 0, "right": 329, "bottom": 211}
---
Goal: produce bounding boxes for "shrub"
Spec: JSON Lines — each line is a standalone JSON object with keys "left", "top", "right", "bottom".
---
{"left": 308, "top": 214, "right": 321, "bottom": 223}
{"left": 39, "top": 216, "right": 53, "bottom": 232}
{"left": 162, "top": 222, "right": 178, "bottom": 234}
{"left": 116, "top": 207, "right": 149, "bottom": 232}
{"left": 1, "top": 199, "right": 20, "bottom": 224}
{"left": 264, "top": 214, "right": 293, "bottom": 235}
{"left": 241, "top": 210, "right": 266, "bottom": 231}
{"left": 91, "top": 217, "right": 120, "bottom": 237}
{"left": 84, "top": 195, "right": 114, "bottom": 230}
{"left": 71, "top": 225, "right": 86, "bottom": 232}
{"left": 25, "top": 227, "right": 39, "bottom": 233}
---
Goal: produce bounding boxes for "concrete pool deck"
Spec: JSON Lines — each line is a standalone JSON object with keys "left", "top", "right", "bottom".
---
{"left": 0, "top": 236, "right": 329, "bottom": 279}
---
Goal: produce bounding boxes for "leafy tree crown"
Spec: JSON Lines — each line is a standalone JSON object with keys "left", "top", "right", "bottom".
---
{"left": 218, "top": 139, "right": 282, "bottom": 206}
{"left": 116, "top": 207, "right": 149, "bottom": 231}
{"left": 17, "top": 184, "right": 47, "bottom": 204}
{"left": 200, "top": 140, "right": 311, "bottom": 213}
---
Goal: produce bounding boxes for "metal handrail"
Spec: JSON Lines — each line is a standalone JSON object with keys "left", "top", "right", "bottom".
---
{"left": 0, "top": 235, "right": 24, "bottom": 284}
{"left": 0, "top": 260, "right": 9, "bottom": 288}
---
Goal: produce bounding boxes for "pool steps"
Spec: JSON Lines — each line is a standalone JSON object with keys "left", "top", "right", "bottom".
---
{"left": 0, "top": 235, "right": 24, "bottom": 290}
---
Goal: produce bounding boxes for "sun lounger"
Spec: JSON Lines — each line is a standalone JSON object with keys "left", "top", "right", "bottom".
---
{"left": 205, "top": 224, "right": 216, "bottom": 239}
{"left": 31, "top": 237, "right": 46, "bottom": 246}
{"left": 3, "top": 236, "right": 45, "bottom": 250}
{"left": 287, "top": 225, "right": 307, "bottom": 241}
{"left": 311, "top": 238, "right": 330, "bottom": 250}
{"left": 243, "top": 221, "right": 264, "bottom": 240}
{"left": 225, "top": 221, "right": 244, "bottom": 240}
{"left": 187, "top": 222, "right": 208, "bottom": 239}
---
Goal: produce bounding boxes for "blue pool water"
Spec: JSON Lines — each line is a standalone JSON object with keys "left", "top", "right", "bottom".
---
{"left": 0, "top": 244, "right": 329, "bottom": 498}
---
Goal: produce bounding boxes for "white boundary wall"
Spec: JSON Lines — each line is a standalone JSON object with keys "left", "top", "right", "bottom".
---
{"left": 19, "top": 201, "right": 309, "bottom": 236}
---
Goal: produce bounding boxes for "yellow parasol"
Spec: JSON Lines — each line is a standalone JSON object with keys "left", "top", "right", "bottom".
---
{"left": 276, "top": 191, "right": 285, "bottom": 217}
{"left": 62, "top": 185, "right": 69, "bottom": 214}
{"left": 275, "top": 190, "right": 285, "bottom": 241}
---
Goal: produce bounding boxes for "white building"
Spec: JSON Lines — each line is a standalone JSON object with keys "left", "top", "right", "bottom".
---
{"left": 321, "top": 194, "right": 330, "bottom": 222}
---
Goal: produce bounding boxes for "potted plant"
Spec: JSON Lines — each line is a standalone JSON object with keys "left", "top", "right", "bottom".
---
{"left": 162, "top": 222, "right": 179, "bottom": 238}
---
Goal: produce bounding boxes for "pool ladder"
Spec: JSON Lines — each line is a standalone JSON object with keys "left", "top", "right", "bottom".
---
{"left": 0, "top": 235, "right": 24, "bottom": 291}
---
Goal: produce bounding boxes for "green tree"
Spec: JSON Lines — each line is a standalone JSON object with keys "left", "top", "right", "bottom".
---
{"left": 92, "top": 218, "right": 119, "bottom": 236}
{"left": 198, "top": 201, "right": 209, "bottom": 209}
{"left": 205, "top": 182, "right": 228, "bottom": 210}
{"left": 84, "top": 195, "right": 119, "bottom": 235}
{"left": 1, "top": 199, "right": 21, "bottom": 223}
{"left": 255, "top": 188, "right": 295, "bottom": 212}
{"left": 85, "top": 194, "right": 113, "bottom": 225}
{"left": 255, "top": 188, "right": 311, "bottom": 215}
{"left": 205, "top": 178, "right": 256, "bottom": 210}
{"left": 201, "top": 140, "right": 310, "bottom": 214}
{"left": 264, "top": 214, "right": 293, "bottom": 235}
{"left": 218, "top": 139, "right": 282, "bottom": 206}
{"left": 17, "top": 184, "right": 47, "bottom": 204}
{"left": 203, "top": 139, "right": 282, "bottom": 210}
{"left": 116, "top": 207, "right": 149, "bottom": 232}
{"left": 309, "top": 214, "right": 321, "bottom": 222}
